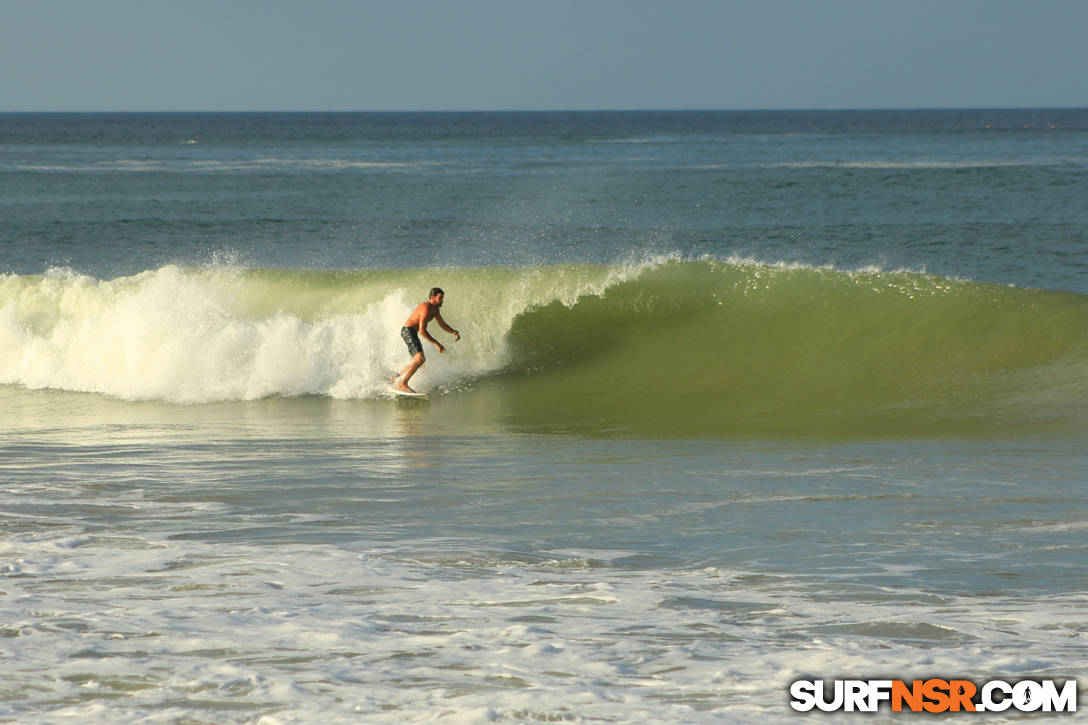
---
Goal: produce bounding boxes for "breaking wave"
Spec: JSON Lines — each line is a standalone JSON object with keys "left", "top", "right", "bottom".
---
{"left": 3, "top": 258, "right": 1086, "bottom": 436}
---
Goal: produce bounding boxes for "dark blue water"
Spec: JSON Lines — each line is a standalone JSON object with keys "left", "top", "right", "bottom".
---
{"left": 3, "top": 110, "right": 1086, "bottom": 291}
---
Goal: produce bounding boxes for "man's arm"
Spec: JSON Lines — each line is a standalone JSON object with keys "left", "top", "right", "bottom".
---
{"left": 434, "top": 311, "right": 461, "bottom": 341}
{"left": 418, "top": 320, "right": 443, "bottom": 353}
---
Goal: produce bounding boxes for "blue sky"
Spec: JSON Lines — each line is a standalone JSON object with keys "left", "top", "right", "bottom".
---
{"left": 3, "top": 0, "right": 1087, "bottom": 111}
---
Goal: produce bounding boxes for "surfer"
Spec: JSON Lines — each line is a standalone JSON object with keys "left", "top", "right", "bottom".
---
{"left": 394, "top": 287, "right": 460, "bottom": 393}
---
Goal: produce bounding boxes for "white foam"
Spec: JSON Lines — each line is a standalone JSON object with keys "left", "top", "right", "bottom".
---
{"left": 0, "top": 267, "right": 462, "bottom": 402}
{"left": 2, "top": 532, "right": 1084, "bottom": 724}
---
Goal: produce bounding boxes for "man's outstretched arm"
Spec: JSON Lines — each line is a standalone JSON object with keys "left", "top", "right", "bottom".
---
{"left": 435, "top": 312, "right": 460, "bottom": 341}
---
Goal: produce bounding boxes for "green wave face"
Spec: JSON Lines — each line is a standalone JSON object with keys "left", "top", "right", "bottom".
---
{"left": 496, "top": 260, "right": 1088, "bottom": 436}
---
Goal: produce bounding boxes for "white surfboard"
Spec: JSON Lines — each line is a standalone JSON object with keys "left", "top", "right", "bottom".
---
{"left": 388, "top": 373, "right": 428, "bottom": 399}
{"left": 390, "top": 386, "right": 429, "bottom": 399}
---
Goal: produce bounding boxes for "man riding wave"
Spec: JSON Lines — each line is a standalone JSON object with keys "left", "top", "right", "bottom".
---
{"left": 394, "top": 287, "right": 460, "bottom": 393}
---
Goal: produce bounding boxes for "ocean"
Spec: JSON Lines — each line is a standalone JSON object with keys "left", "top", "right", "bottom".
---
{"left": 1, "top": 110, "right": 1086, "bottom": 723}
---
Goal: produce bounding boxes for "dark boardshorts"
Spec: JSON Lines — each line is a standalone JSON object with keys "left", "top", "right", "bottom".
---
{"left": 401, "top": 326, "right": 424, "bottom": 356}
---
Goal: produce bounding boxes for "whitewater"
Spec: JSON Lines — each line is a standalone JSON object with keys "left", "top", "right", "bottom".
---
{"left": 0, "top": 260, "right": 643, "bottom": 402}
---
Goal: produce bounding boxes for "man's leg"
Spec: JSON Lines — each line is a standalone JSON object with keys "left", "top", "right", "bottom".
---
{"left": 397, "top": 352, "right": 425, "bottom": 391}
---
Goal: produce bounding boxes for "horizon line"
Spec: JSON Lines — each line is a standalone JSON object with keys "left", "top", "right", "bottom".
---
{"left": 2, "top": 105, "right": 1087, "bottom": 115}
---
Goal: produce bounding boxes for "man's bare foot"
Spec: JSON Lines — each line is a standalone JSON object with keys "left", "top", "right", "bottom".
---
{"left": 395, "top": 382, "right": 417, "bottom": 393}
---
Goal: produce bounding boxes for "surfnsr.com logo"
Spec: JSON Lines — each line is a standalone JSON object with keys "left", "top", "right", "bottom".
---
{"left": 789, "top": 678, "right": 1077, "bottom": 713}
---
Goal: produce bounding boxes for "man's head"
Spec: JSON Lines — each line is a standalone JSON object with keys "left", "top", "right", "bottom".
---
{"left": 429, "top": 287, "right": 445, "bottom": 306}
